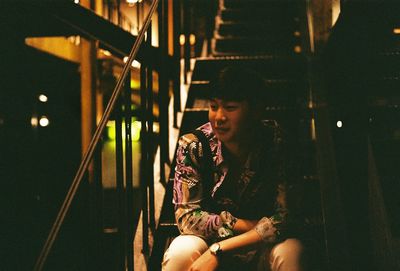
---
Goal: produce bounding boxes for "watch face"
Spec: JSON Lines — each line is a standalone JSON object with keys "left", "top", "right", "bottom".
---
{"left": 210, "top": 243, "right": 220, "bottom": 255}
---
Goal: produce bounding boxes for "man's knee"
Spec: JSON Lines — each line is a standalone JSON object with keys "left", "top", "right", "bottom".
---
{"left": 162, "top": 235, "right": 208, "bottom": 271}
{"left": 269, "top": 238, "right": 304, "bottom": 271}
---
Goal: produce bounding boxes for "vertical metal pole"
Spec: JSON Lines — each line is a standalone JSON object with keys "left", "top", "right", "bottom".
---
{"left": 158, "top": 0, "right": 169, "bottom": 185}
{"left": 173, "top": 0, "right": 182, "bottom": 129}
{"left": 183, "top": 0, "right": 191, "bottom": 84}
{"left": 124, "top": 71, "right": 134, "bottom": 271}
{"left": 136, "top": 0, "right": 140, "bottom": 33}
{"left": 115, "top": 97, "right": 126, "bottom": 270}
{"left": 140, "top": 56, "right": 149, "bottom": 255}
{"left": 107, "top": 0, "right": 112, "bottom": 20}
{"left": 146, "top": 23, "right": 156, "bottom": 230}
{"left": 91, "top": 143, "right": 103, "bottom": 270}
{"left": 117, "top": 0, "right": 121, "bottom": 26}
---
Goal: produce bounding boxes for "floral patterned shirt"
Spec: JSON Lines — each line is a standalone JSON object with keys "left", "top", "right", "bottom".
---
{"left": 173, "top": 121, "right": 289, "bottom": 244}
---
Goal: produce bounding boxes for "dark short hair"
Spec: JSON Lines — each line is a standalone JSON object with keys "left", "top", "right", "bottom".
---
{"left": 209, "top": 66, "right": 265, "bottom": 106}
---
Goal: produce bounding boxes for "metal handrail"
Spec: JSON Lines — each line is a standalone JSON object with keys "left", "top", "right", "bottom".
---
{"left": 33, "top": 1, "right": 159, "bottom": 270}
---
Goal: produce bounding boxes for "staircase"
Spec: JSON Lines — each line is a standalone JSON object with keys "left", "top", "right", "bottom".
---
{"left": 212, "top": 0, "right": 302, "bottom": 56}
{"left": 149, "top": 0, "right": 325, "bottom": 269}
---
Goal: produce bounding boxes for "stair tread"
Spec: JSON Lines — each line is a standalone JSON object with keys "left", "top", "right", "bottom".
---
{"left": 222, "top": 0, "right": 301, "bottom": 11}
{"left": 216, "top": 22, "right": 298, "bottom": 38}
{"left": 220, "top": 8, "right": 299, "bottom": 22}
{"left": 192, "top": 56, "right": 307, "bottom": 81}
{"left": 212, "top": 37, "right": 301, "bottom": 55}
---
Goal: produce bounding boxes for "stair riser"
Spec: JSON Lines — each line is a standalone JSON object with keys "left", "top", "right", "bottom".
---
{"left": 217, "top": 24, "right": 297, "bottom": 38}
{"left": 213, "top": 37, "right": 301, "bottom": 55}
{"left": 192, "top": 59, "right": 307, "bottom": 81}
{"left": 223, "top": 0, "right": 302, "bottom": 10}
{"left": 220, "top": 9, "right": 299, "bottom": 23}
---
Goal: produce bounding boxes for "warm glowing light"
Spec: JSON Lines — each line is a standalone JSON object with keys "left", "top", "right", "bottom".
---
{"left": 393, "top": 28, "right": 400, "bottom": 34}
{"left": 126, "top": 0, "right": 142, "bottom": 5}
{"left": 336, "top": 120, "right": 343, "bottom": 128}
{"left": 39, "top": 116, "right": 50, "bottom": 127}
{"left": 132, "top": 60, "right": 141, "bottom": 68}
{"left": 189, "top": 34, "right": 196, "bottom": 45}
{"left": 294, "top": 31, "right": 301, "bottom": 37}
{"left": 74, "top": 0, "right": 79, "bottom": 3}
{"left": 311, "top": 117, "right": 316, "bottom": 141}
{"left": 31, "top": 117, "right": 38, "bottom": 127}
{"left": 294, "top": 46, "right": 302, "bottom": 53}
{"left": 179, "top": 34, "right": 185, "bottom": 46}
{"left": 38, "top": 94, "right": 48, "bottom": 102}
{"left": 67, "top": 36, "right": 80, "bottom": 45}
{"left": 123, "top": 57, "right": 141, "bottom": 68}
{"left": 102, "top": 50, "right": 111, "bottom": 56}
{"left": 131, "top": 121, "right": 141, "bottom": 141}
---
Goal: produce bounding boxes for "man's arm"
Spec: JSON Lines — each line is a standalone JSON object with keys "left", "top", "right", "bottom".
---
{"left": 174, "top": 134, "right": 237, "bottom": 240}
{"left": 188, "top": 229, "right": 263, "bottom": 271}
{"left": 232, "top": 219, "right": 258, "bottom": 233}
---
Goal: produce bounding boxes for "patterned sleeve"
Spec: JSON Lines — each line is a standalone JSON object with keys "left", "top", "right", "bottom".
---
{"left": 173, "top": 134, "right": 237, "bottom": 241}
{"left": 254, "top": 183, "right": 289, "bottom": 243}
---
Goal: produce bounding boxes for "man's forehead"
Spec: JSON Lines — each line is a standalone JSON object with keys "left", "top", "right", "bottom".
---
{"left": 209, "top": 98, "right": 245, "bottom": 104}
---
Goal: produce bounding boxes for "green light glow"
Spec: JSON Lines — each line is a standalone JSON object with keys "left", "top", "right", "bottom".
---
{"left": 131, "top": 79, "right": 140, "bottom": 89}
{"left": 106, "top": 119, "right": 141, "bottom": 142}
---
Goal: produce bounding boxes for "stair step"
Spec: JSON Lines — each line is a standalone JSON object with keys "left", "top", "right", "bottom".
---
{"left": 217, "top": 21, "right": 298, "bottom": 38}
{"left": 212, "top": 36, "right": 301, "bottom": 55}
{"left": 192, "top": 56, "right": 307, "bottom": 81}
{"left": 220, "top": 7, "right": 299, "bottom": 23}
{"left": 222, "top": 0, "right": 300, "bottom": 12}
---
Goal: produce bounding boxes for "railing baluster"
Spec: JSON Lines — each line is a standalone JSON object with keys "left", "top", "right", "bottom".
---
{"left": 183, "top": 0, "right": 191, "bottom": 84}
{"left": 115, "top": 96, "right": 126, "bottom": 270}
{"left": 173, "top": 0, "right": 182, "bottom": 129}
{"left": 124, "top": 70, "right": 134, "bottom": 271}
{"left": 158, "top": 0, "right": 169, "bottom": 187}
{"left": 91, "top": 140, "right": 103, "bottom": 270}
{"left": 146, "top": 22, "right": 156, "bottom": 231}
{"left": 140, "top": 56, "right": 149, "bottom": 255}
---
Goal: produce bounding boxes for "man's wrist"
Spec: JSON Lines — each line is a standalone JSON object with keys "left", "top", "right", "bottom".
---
{"left": 209, "top": 242, "right": 223, "bottom": 257}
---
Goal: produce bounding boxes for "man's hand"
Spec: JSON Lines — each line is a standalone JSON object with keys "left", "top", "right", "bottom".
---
{"left": 189, "top": 250, "right": 218, "bottom": 271}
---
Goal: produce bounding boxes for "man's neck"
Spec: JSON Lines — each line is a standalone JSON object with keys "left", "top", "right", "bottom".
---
{"left": 223, "top": 140, "right": 250, "bottom": 165}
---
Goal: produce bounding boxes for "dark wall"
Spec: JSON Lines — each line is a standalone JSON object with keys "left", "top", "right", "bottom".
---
{"left": 0, "top": 40, "right": 82, "bottom": 270}
{"left": 322, "top": 1, "right": 400, "bottom": 270}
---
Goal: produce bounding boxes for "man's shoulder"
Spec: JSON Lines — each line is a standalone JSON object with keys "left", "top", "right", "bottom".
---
{"left": 179, "top": 122, "right": 214, "bottom": 146}
{"left": 177, "top": 123, "right": 214, "bottom": 166}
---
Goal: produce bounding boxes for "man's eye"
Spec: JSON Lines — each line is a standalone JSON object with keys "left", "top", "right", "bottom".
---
{"left": 225, "top": 105, "right": 238, "bottom": 111}
{"left": 210, "top": 104, "right": 217, "bottom": 110}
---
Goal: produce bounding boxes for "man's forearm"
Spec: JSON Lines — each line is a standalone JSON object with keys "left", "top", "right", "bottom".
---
{"left": 232, "top": 219, "right": 258, "bottom": 234}
{"left": 215, "top": 229, "right": 262, "bottom": 254}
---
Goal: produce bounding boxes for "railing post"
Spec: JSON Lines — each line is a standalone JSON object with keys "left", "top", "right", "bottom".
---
{"left": 158, "top": 0, "right": 170, "bottom": 184}
{"left": 115, "top": 95, "right": 126, "bottom": 270}
{"left": 124, "top": 70, "right": 134, "bottom": 271}
{"left": 146, "top": 23, "right": 156, "bottom": 231}
{"left": 173, "top": 0, "right": 182, "bottom": 128}
{"left": 90, "top": 142, "right": 103, "bottom": 270}
{"left": 183, "top": 0, "right": 191, "bottom": 84}
{"left": 140, "top": 54, "right": 149, "bottom": 255}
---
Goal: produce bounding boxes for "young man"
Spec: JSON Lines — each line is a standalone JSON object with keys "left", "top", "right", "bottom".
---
{"left": 162, "top": 67, "right": 304, "bottom": 271}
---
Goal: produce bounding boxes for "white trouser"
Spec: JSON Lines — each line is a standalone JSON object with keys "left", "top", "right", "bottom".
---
{"left": 162, "top": 235, "right": 304, "bottom": 271}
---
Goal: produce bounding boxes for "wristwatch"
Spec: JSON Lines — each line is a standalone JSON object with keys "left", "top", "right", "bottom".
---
{"left": 209, "top": 243, "right": 222, "bottom": 257}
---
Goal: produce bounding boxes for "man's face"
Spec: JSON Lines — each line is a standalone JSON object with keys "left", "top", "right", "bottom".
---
{"left": 208, "top": 98, "right": 252, "bottom": 144}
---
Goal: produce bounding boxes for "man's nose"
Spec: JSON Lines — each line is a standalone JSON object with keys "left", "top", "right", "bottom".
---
{"left": 215, "top": 109, "right": 226, "bottom": 123}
